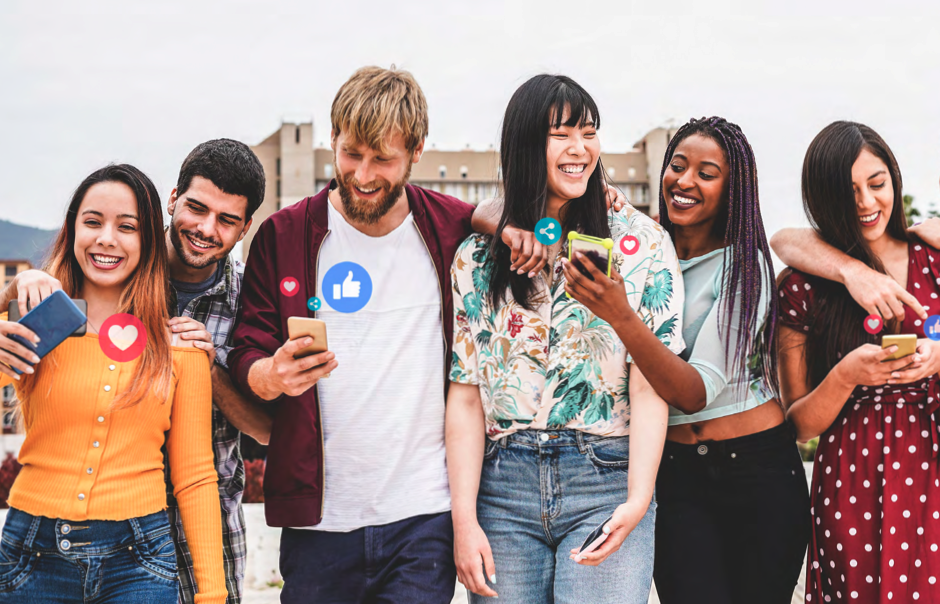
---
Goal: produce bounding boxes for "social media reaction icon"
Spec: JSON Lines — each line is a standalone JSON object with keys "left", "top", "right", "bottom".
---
{"left": 99, "top": 313, "right": 147, "bottom": 362}
{"left": 280, "top": 277, "right": 300, "bottom": 297}
{"left": 925, "top": 315, "right": 940, "bottom": 341}
{"left": 307, "top": 297, "right": 322, "bottom": 312}
{"left": 620, "top": 235, "right": 640, "bottom": 256}
{"left": 322, "top": 262, "right": 372, "bottom": 314}
{"left": 535, "top": 217, "right": 561, "bottom": 246}
{"left": 863, "top": 314, "right": 883, "bottom": 335}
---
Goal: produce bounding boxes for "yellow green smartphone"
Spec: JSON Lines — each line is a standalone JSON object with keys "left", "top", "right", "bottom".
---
{"left": 566, "top": 232, "right": 614, "bottom": 299}
{"left": 881, "top": 334, "right": 917, "bottom": 361}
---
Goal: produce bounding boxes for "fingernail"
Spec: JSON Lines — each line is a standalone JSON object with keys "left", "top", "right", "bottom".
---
{"left": 528, "top": 272, "right": 535, "bottom": 278}
{"left": 34, "top": 337, "right": 41, "bottom": 343}
{"left": 517, "top": 269, "right": 524, "bottom": 275}
{"left": 32, "top": 356, "right": 40, "bottom": 363}
{"left": 24, "top": 367, "right": 34, "bottom": 374}
{"left": 603, "top": 525, "right": 611, "bottom": 534}
{"left": 490, "top": 574, "right": 496, "bottom": 584}
{"left": 305, "top": 338, "right": 313, "bottom": 345}
{"left": 575, "top": 555, "right": 583, "bottom": 561}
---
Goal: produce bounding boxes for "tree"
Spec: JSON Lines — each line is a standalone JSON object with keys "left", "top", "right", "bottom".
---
{"left": 904, "top": 194, "right": 940, "bottom": 226}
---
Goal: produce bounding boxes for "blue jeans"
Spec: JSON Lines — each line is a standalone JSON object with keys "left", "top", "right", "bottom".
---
{"left": 471, "top": 430, "right": 655, "bottom": 604}
{"left": 0, "top": 507, "right": 178, "bottom": 603}
{"left": 279, "top": 511, "right": 456, "bottom": 604}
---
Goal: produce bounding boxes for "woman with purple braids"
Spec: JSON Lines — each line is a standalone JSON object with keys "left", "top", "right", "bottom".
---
{"left": 476, "top": 116, "right": 810, "bottom": 603}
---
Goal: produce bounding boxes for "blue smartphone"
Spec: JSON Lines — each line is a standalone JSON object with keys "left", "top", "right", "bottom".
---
{"left": 7, "top": 290, "right": 87, "bottom": 375}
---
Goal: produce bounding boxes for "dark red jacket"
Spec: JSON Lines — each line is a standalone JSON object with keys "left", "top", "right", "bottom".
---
{"left": 228, "top": 183, "right": 474, "bottom": 527}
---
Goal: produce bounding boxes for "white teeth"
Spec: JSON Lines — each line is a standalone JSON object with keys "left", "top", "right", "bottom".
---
{"left": 860, "top": 212, "right": 880, "bottom": 224}
{"left": 91, "top": 254, "right": 120, "bottom": 265}
{"left": 673, "top": 194, "right": 698, "bottom": 205}
{"left": 358, "top": 187, "right": 378, "bottom": 193}
{"left": 187, "top": 235, "right": 213, "bottom": 249}
{"left": 560, "top": 165, "right": 585, "bottom": 174}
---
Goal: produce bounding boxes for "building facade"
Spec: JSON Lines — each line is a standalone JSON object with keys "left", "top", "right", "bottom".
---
{"left": 245, "top": 122, "right": 679, "bottom": 262}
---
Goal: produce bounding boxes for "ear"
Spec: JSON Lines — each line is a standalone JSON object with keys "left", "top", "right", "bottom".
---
{"left": 412, "top": 138, "right": 425, "bottom": 164}
{"left": 237, "top": 218, "right": 253, "bottom": 243}
{"left": 330, "top": 130, "right": 337, "bottom": 151}
{"left": 168, "top": 188, "right": 179, "bottom": 216}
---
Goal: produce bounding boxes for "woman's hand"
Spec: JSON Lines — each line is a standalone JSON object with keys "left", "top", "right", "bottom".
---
{"left": 841, "top": 263, "right": 926, "bottom": 322}
{"left": 561, "top": 252, "right": 633, "bottom": 324}
{"left": 888, "top": 338, "right": 940, "bottom": 384}
{"left": 169, "top": 317, "right": 216, "bottom": 365}
{"left": 502, "top": 225, "right": 549, "bottom": 278}
{"left": 835, "top": 343, "right": 921, "bottom": 387}
{"left": 569, "top": 498, "right": 647, "bottom": 566}
{"left": 454, "top": 520, "right": 498, "bottom": 598}
{"left": 0, "top": 319, "right": 41, "bottom": 380}
{"left": 604, "top": 182, "right": 626, "bottom": 212}
{"left": 9, "top": 270, "right": 63, "bottom": 318}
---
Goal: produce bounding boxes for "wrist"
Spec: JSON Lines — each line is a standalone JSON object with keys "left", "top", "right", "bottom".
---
{"left": 837, "top": 258, "right": 866, "bottom": 286}
{"left": 451, "top": 508, "right": 479, "bottom": 530}
{"left": 249, "top": 357, "right": 281, "bottom": 401}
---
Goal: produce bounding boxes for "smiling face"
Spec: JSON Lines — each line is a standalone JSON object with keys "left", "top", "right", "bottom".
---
{"left": 168, "top": 175, "right": 251, "bottom": 269}
{"left": 544, "top": 107, "right": 600, "bottom": 207}
{"left": 852, "top": 147, "right": 895, "bottom": 244}
{"left": 331, "top": 130, "right": 421, "bottom": 225}
{"left": 662, "top": 134, "right": 730, "bottom": 230}
{"left": 73, "top": 181, "right": 142, "bottom": 290}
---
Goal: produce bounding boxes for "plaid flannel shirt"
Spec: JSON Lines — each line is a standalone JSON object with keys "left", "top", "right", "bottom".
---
{"left": 166, "top": 254, "right": 246, "bottom": 604}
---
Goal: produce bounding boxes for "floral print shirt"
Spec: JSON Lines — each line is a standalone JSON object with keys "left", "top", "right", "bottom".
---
{"left": 450, "top": 205, "right": 685, "bottom": 439}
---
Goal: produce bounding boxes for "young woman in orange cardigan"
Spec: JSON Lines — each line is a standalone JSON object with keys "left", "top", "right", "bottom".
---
{"left": 0, "top": 165, "right": 225, "bottom": 603}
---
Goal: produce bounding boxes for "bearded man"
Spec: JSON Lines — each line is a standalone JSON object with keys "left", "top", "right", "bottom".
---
{"left": 228, "top": 66, "right": 474, "bottom": 604}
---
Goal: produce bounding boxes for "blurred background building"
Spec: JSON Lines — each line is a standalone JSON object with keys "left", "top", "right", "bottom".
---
{"left": 244, "top": 121, "right": 679, "bottom": 262}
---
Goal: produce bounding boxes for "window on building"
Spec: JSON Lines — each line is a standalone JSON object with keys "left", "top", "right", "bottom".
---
{"left": 606, "top": 167, "right": 616, "bottom": 179}
{"left": 324, "top": 164, "right": 333, "bottom": 178}
{"left": 277, "top": 179, "right": 281, "bottom": 198}
{"left": 628, "top": 167, "right": 637, "bottom": 180}
{"left": 277, "top": 158, "right": 281, "bottom": 177}
{"left": 295, "top": 127, "right": 301, "bottom": 144}
{"left": 460, "top": 166, "right": 468, "bottom": 179}
{"left": 4, "top": 266, "right": 16, "bottom": 277}
{"left": 439, "top": 165, "right": 447, "bottom": 179}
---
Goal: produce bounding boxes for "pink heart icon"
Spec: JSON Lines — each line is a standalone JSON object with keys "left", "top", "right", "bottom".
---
{"left": 280, "top": 277, "right": 300, "bottom": 297}
{"left": 864, "top": 314, "right": 883, "bottom": 334}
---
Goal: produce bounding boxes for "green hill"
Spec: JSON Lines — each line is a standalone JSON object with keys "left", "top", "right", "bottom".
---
{"left": 0, "top": 219, "right": 57, "bottom": 267}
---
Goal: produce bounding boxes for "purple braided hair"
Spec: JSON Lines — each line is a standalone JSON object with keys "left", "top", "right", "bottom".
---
{"left": 657, "top": 116, "right": 780, "bottom": 397}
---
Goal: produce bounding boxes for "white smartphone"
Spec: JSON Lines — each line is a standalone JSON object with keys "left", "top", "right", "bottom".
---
{"left": 576, "top": 513, "right": 614, "bottom": 559}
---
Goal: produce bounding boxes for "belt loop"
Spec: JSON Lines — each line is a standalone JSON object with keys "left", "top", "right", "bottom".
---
{"left": 575, "top": 431, "right": 587, "bottom": 454}
{"left": 128, "top": 517, "right": 145, "bottom": 543}
{"left": 23, "top": 514, "right": 43, "bottom": 550}
{"left": 499, "top": 434, "right": 509, "bottom": 449}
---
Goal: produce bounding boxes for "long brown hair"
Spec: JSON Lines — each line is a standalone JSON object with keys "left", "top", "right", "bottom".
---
{"left": 20, "top": 164, "right": 173, "bottom": 408}
{"left": 800, "top": 122, "right": 910, "bottom": 388}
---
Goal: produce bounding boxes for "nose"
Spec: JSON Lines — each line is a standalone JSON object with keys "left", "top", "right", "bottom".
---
{"left": 355, "top": 159, "right": 377, "bottom": 186}
{"left": 676, "top": 168, "right": 695, "bottom": 190}
{"left": 96, "top": 224, "right": 117, "bottom": 247}
{"left": 856, "top": 189, "right": 877, "bottom": 213}
{"left": 567, "top": 133, "right": 586, "bottom": 156}
{"left": 196, "top": 214, "right": 219, "bottom": 241}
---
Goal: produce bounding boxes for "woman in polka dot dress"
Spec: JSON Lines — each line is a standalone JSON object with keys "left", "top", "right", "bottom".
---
{"left": 776, "top": 121, "right": 940, "bottom": 602}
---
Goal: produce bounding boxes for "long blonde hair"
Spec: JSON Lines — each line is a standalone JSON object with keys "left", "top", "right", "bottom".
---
{"left": 19, "top": 164, "right": 173, "bottom": 408}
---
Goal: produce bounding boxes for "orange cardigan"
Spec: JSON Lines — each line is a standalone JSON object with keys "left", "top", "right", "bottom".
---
{"left": 0, "top": 315, "right": 226, "bottom": 603}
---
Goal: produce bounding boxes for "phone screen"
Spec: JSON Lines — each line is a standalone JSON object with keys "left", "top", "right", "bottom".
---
{"left": 578, "top": 513, "right": 614, "bottom": 555}
{"left": 570, "top": 239, "right": 610, "bottom": 280}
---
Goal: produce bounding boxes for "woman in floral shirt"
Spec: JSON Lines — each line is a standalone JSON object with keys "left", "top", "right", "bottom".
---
{"left": 445, "top": 74, "right": 684, "bottom": 604}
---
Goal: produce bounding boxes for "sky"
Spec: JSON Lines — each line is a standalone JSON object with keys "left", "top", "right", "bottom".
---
{"left": 1, "top": 0, "right": 939, "bottom": 238}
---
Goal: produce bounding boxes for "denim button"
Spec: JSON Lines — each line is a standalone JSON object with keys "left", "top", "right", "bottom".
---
{"left": 697, "top": 445, "right": 708, "bottom": 455}
{"left": 540, "top": 433, "right": 549, "bottom": 442}
{"left": 78, "top": 493, "right": 85, "bottom": 501}
{"left": 61, "top": 524, "right": 71, "bottom": 535}
{"left": 730, "top": 453, "right": 737, "bottom": 459}
{"left": 60, "top": 539, "right": 71, "bottom": 550}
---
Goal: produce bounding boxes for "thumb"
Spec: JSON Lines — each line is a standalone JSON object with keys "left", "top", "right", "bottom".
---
{"left": 343, "top": 271, "right": 354, "bottom": 283}
{"left": 482, "top": 543, "right": 496, "bottom": 585}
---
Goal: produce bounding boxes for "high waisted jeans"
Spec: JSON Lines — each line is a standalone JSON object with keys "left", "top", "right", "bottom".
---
{"left": 470, "top": 429, "right": 656, "bottom": 604}
{"left": 0, "top": 507, "right": 178, "bottom": 603}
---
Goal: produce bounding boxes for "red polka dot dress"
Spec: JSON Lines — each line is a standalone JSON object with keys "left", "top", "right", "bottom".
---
{"left": 779, "top": 241, "right": 940, "bottom": 603}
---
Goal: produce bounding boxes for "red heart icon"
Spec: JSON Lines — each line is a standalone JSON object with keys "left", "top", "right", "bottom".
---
{"left": 99, "top": 313, "right": 147, "bottom": 362}
{"left": 280, "top": 277, "right": 300, "bottom": 297}
{"left": 620, "top": 235, "right": 639, "bottom": 256}
{"left": 863, "top": 314, "right": 883, "bottom": 335}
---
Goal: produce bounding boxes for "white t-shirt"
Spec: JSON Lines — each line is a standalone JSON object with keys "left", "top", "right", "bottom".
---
{"left": 300, "top": 198, "right": 450, "bottom": 532}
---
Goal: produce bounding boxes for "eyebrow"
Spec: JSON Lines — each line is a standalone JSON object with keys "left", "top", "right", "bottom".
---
{"left": 185, "top": 197, "right": 243, "bottom": 223}
{"left": 868, "top": 170, "right": 887, "bottom": 180}
{"left": 81, "top": 209, "right": 139, "bottom": 220}
{"left": 671, "top": 153, "right": 723, "bottom": 173}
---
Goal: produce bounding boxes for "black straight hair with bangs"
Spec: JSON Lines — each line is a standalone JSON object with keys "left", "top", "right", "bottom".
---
{"left": 488, "top": 74, "right": 611, "bottom": 310}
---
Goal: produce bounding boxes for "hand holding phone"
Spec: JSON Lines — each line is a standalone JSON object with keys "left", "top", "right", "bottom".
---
{"left": 881, "top": 334, "right": 917, "bottom": 361}
{"left": 4, "top": 291, "right": 86, "bottom": 375}
{"left": 574, "top": 513, "right": 614, "bottom": 561}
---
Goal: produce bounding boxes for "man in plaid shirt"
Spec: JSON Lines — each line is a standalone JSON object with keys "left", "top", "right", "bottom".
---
{"left": 165, "top": 139, "right": 273, "bottom": 604}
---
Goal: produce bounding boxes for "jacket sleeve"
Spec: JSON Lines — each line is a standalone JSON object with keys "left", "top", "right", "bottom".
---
{"left": 228, "top": 217, "right": 285, "bottom": 403}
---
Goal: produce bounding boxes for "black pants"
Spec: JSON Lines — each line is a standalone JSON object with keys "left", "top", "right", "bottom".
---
{"left": 279, "top": 511, "right": 456, "bottom": 604}
{"left": 653, "top": 422, "right": 810, "bottom": 604}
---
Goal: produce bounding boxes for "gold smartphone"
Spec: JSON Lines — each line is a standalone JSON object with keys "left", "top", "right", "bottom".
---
{"left": 881, "top": 334, "right": 917, "bottom": 361}
{"left": 287, "top": 317, "right": 331, "bottom": 377}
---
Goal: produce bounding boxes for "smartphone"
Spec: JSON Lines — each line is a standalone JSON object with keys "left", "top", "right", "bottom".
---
{"left": 287, "top": 317, "right": 331, "bottom": 377}
{"left": 576, "top": 513, "right": 614, "bottom": 559}
{"left": 9, "top": 298, "right": 87, "bottom": 337}
{"left": 568, "top": 232, "right": 613, "bottom": 281}
{"left": 881, "top": 334, "right": 917, "bottom": 361}
{"left": 6, "top": 290, "right": 87, "bottom": 375}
